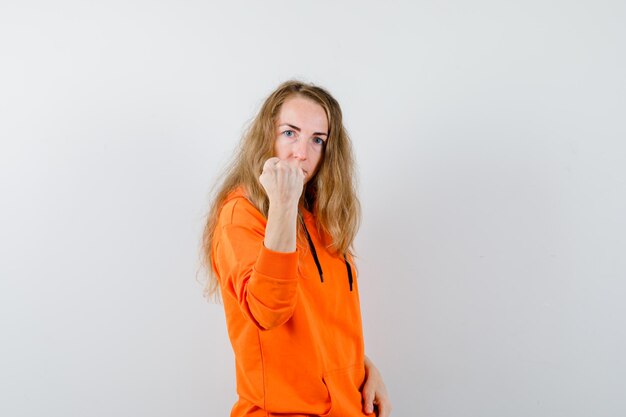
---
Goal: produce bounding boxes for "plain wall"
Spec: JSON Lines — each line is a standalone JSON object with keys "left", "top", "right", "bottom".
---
{"left": 1, "top": 1, "right": 625, "bottom": 416}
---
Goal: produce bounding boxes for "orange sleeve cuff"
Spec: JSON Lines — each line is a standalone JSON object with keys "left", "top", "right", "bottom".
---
{"left": 255, "top": 245, "right": 299, "bottom": 280}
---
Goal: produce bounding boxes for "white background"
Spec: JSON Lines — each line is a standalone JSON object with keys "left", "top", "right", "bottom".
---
{"left": 1, "top": 1, "right": 625, "bottom": 416}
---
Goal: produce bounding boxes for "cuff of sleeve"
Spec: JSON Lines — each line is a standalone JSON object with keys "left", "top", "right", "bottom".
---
{"left": 255, "top": 245, "right": 299, "bottom": 280}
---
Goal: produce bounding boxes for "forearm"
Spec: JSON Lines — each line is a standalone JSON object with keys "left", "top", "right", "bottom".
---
{"left": 246, "top": 245, "right": 299, "bottom": 329}
{"left": 216, "top": 199, "right": 300, "bottom": 331}
{"left": 264, "top": 203, "right": 298, "bottom": 252}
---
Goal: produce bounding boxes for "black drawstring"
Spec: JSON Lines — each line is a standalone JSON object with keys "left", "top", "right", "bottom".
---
{"left": 344, "top": 254, "right": 353, "bottom": 291}
{"left": 301, "top": 220, "right": 323, "bottom": 283}
{"left": 301, "top": 217, "right": 353, "bottom": 292}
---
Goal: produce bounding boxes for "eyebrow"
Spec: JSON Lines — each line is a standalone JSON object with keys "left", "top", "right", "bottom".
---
{"left": 279, "top": 123, "right": 328, "bottom": 137}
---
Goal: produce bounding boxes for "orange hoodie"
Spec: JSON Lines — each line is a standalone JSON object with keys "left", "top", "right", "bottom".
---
{"left": 212, "top": 187, "right": 373, "bottom": 417}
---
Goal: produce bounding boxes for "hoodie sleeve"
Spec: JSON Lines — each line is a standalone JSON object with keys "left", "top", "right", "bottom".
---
{"left": 213, "top": 199, "right": 299, "bottom": 330}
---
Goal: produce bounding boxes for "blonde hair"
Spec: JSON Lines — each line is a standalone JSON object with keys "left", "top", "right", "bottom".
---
{"left": 199, "top": 80, "right": 361, "bottom": 300}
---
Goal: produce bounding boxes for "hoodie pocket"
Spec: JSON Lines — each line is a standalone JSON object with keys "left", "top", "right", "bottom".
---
{"left": 322, "top": 364, "right": 374, "bottom": 417}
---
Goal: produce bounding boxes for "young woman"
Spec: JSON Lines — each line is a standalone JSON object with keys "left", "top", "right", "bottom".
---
{"left": 202, "top": 80, "right": 391, "bottom": 416}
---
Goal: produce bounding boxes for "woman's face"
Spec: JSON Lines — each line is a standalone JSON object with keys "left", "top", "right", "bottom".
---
{"left": 274, "top": 95, "right": 329, "bottom": 183}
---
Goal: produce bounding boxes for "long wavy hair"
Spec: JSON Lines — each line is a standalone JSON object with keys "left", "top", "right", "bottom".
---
{"left": 199, "top": 80, "right": 361, "bottom": 300}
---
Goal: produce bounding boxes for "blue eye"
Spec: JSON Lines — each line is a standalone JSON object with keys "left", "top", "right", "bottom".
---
{"left": 313, "top": 137, "right": 325, "bottom": 145}
{"left": 283, "top": 130, "right": 295, "bottom": 138}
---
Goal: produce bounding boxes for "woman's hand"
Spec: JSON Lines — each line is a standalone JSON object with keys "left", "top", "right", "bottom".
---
{"left": 259, "top": 157, "right": 304, "bottom": 253}
{"left": 259, "top": 157, "right": 305, "bottom": 207}
{"left": 362, "top": 355, "right": 392, "bottom": 416}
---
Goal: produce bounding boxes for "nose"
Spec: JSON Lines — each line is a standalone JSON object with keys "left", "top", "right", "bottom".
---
{"left": 292, "top": 137, "right": 308, "bottom": 161}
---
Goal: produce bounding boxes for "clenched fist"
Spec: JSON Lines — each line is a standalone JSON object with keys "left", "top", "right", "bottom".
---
{"left": 259, "top": 157, "right": 305, "bottom": 208}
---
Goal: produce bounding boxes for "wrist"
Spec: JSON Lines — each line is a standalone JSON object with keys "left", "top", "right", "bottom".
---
{"left": 268, "top": 202, "right": 298, "bottom": 219}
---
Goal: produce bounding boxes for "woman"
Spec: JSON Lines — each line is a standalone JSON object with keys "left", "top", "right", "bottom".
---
{"left": 202, "top": 80, "right": 391, "bottom": 416}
